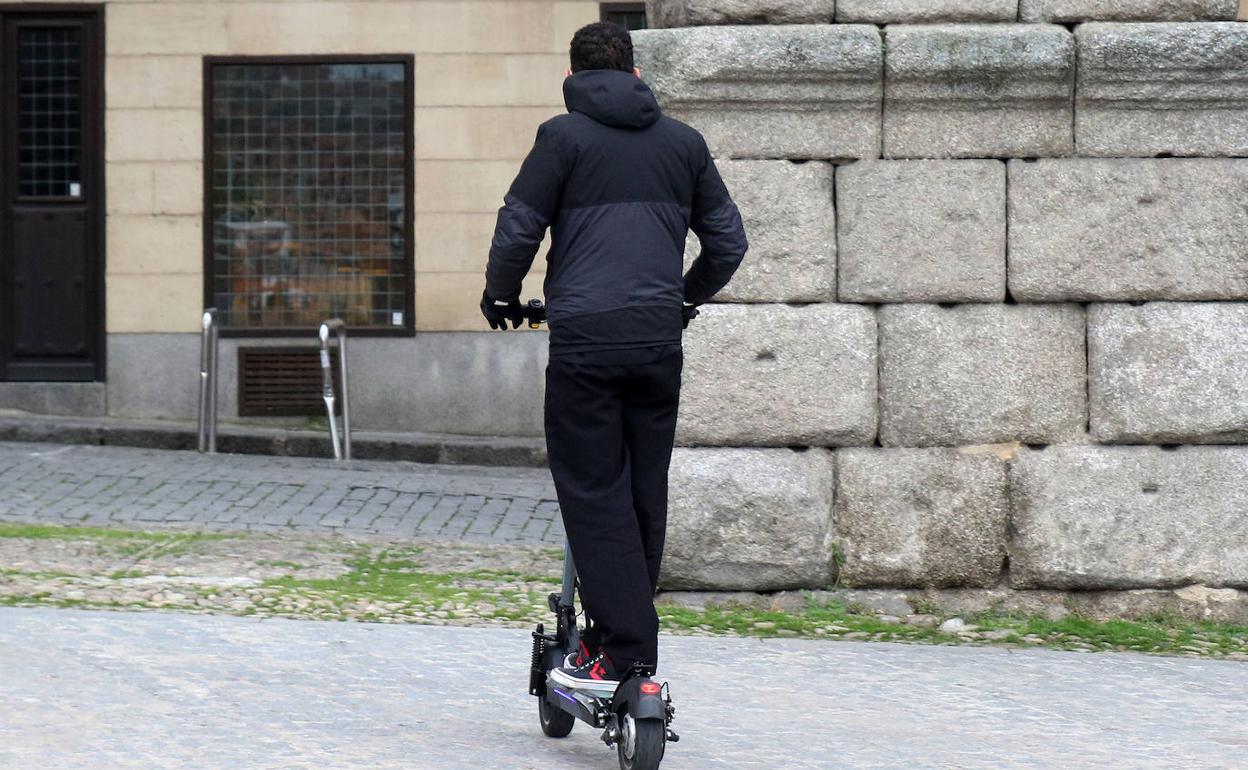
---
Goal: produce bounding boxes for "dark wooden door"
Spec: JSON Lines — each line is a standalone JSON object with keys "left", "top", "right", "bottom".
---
{"left": 0, "top": 7, "right": 103, "bottom": 381}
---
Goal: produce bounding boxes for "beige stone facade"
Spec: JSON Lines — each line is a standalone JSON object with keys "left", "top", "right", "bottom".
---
{"left": 13, "top": 0, "right": 602, "bottom": 334}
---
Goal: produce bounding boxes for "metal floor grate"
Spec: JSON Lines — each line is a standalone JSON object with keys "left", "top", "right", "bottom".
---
{"left": 237, "top": 347, "right": 339, "bottom": 417}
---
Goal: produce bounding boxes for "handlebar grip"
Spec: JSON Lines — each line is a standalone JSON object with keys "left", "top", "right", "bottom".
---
{"left": 525, "top": 298, "right": 546, "bottom": 329}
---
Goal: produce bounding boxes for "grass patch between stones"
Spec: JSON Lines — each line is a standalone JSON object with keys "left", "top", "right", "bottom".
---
{"left": 656, "top": 596, "right": 1248, "bottom": 657}
{"left": 0, "top": 522, "right": 234, "bottom": 543}
{"left": 0, "top": 524, "right": 1244, "bottom": 660}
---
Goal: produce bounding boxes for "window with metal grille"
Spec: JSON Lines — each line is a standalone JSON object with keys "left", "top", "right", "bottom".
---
{"left": 601, "top": 2, "right": 648, "bottom": 30}
{"left": 17, "top": 27, "right": 83, "bottom": 198}
{"left": 204, "top": 57, "right": 414, "bottom": 335}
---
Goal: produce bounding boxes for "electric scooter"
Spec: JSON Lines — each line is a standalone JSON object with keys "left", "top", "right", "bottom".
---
{"left": 520, "top": 299, "right": 678, "bottom": 770}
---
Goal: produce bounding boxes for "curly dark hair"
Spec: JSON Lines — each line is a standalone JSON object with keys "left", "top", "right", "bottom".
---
{"left": 569, "top": 22, "right": 634, "bottom": 73}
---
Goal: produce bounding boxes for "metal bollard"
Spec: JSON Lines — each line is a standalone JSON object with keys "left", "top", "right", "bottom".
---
{"left": 318, "top": 319, "right": 351, "bottom": 462}
{"left": 197, "top": 308, "right": 219, "bottom": 453}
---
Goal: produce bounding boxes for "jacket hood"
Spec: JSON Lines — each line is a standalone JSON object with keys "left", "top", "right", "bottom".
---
{"left": 563, "top": 69, "right": 661, "bottom": 129}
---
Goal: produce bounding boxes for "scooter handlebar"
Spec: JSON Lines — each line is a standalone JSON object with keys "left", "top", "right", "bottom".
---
{"left": 523, "top": 298, "right": 546, "bottom": 329}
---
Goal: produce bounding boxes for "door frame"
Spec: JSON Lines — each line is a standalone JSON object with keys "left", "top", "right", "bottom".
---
{"left": 0, "top": 2, "right": 105, "bottom": 382}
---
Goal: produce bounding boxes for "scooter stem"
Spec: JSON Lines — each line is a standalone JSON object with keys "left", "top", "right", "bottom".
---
{"left": 559, "top": 539, "right": 577, "bottom": 609}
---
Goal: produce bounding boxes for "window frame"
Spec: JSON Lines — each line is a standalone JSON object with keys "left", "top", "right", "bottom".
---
{"left": 599, "top": 2, "right": 647, "bottom": 28}
{"left": 201, "top": 54, "right": 416, "bottom": 338}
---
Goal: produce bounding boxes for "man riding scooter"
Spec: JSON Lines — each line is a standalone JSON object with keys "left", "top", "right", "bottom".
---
{"left": 481, "top": 21, "right": 747, "bottom": 691}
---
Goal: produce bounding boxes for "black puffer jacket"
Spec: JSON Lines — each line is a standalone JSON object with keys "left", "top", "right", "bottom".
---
{"left": 486, "top": 69, "right": 748, "bottom": 353}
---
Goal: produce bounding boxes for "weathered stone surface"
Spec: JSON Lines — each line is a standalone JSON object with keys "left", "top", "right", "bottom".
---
{"left": 655, "top": 591, "right": 794, "bottom": 611}
{"left": 679, "top": 304, "right": 877, "bottom": 446}
{"left": 1089, "top": 303, "right": 1248, "bottom": 443}
{"left": 837, "top": 160, "right": 1006, "bottom": 303}
{"left": 834, "top": 585, "right": 1248, "bottom": 623}
{"left": 884, "top": 588, "right": 1071, "bottom": 620}
{"left": 684, "top": 160, "right": 835, "bottom": 303}
{"left": 1076, "top": 23, "right": 1248, "bottom": 157}
{"left": 836, "top": 448, "right": 1009, "bottom": 588}
{"left": 634, "top": 25, "right": 882, "bottom": 159}
{"left": 1008, "top": 159, "right": 1248, "bottom": 301}
{"left": 1022, "top": 0, "right": 1237, "bottom": 22}
{"left": 662, "top": 447, "right": 836, "bottom": 590}
{"left": 107, "top": 333, "right": 201, "bottom": 421}
{"left": 645, "top": 0, "right": 836, "bottom": 26}
{"left": 1067, "top": 586, "right": 1248, "bottom": 624}
{"left": 1009, "top": 446, "right": 1248, "bottom": 589}
{"left": 883, "top": 25, "right": 1074, "bottom": 159}
{"left": 839, "top": 0, "right": 1017, "bottom": 22}
{"left": 0, "top": 382, "right": 106, "bottom": 418}
{"left": 108, "top": 332, "right": 550, "bottom": 436}
{"left": 879, "top": 304, "right": 1086, "bottom": 446}
{"left": 823, "top": 589, "right": 917, "bottom": 616}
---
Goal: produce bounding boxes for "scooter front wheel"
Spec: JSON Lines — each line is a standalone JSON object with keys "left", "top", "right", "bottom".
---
{"left": 538, "top": 691, "right": 575, "bottom": 738}
{"left": 617, "top": 714, "right": 664, "bottom": 770}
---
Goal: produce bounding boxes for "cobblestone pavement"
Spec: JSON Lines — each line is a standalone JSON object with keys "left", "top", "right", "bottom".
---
{"left": 0, "top": 442, "right": 563, "bottom": 545}
{"left": 2, "top": 607, "right": 1246, "bottom": 770}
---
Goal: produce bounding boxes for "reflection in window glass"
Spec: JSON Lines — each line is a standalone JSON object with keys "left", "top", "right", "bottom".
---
{"left": 208, "top": 61, "right": 409, "bottom": 330}
{"left": 18, "top": 27, "right": 83, "bottom": 197}
{"left": 601, "top": 3, "right": 647, "bottom": 30}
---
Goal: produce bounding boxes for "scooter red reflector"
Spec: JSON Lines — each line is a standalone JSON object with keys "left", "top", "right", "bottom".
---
{"left": 640, "top": 682, "right": 661, "bottom": 695}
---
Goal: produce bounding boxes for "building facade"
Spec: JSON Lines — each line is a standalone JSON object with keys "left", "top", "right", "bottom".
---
{"left": 0, "top": 0, "right": 647, "bottom": 436}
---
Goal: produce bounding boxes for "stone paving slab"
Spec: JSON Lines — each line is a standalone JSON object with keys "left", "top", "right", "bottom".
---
{"left": 1, "top": 607, "right": 1246, "bottom": 769}
{"left": 0, "top": 442, "right": 563, "bottom": 546}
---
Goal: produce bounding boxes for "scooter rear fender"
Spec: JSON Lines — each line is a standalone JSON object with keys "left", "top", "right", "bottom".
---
{"left": 610, "top": 676, "right": 666, "bottom": 720}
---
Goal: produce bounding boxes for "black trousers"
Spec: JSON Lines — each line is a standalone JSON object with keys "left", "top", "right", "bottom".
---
{"left": 544, "top": 345, "right": 683, "bottom": 671}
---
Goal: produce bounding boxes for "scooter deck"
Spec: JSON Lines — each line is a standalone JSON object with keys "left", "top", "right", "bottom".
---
{"left": 545, "top": 677, "right": 612, "bottom": 727}
{"left": 548, "top": 667, "right": 620, "bottom": 698}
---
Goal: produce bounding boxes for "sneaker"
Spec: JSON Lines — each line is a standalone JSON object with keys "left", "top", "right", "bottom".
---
{"left": 549, "top": 648, "right": 621, "bottom": 693}
{"left": 562, "top": 639, "right": 594, "bottom": 669}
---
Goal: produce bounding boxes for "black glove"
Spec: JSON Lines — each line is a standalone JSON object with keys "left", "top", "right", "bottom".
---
{"left": 480, "top": 291, "right": 525, "bottom": 330}
{"left": 681, "top": 302, "right": 700, "bottom": 330}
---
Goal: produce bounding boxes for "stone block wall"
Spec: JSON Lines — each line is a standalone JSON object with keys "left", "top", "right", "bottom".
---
{"left": 639, "top": 2, "right": 1248, "bottom": 609}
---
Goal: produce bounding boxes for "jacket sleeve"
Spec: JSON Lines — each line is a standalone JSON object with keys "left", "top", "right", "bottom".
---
{"left": 485, "top": 123, "right": 569, "bottom": 301}
{"left": 683, "top": 142, "right": 748, "bottom": 306}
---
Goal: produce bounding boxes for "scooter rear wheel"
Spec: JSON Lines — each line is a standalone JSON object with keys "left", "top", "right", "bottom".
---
{"left": 538, "top": 692, "right": 575, "bottom": 738}
{"left": 617, "top": 714, "right": 664, "bottom": 770}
